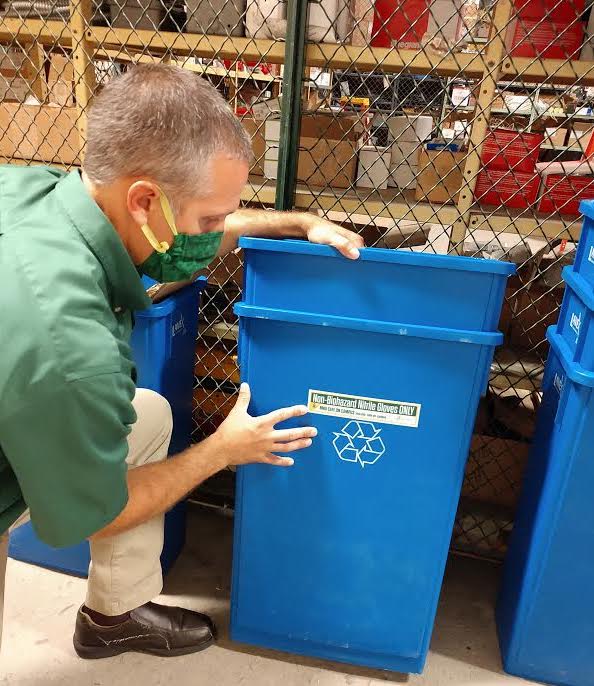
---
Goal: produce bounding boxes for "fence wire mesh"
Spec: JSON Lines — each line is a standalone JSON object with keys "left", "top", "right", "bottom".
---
{"left": 1, "top": 0, "right": 592, "bottom": 559}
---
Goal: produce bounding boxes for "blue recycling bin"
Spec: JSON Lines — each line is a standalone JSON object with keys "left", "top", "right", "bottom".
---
{"left": 8, "top": 277, "right": 206, "bottom": 577}
{"left": 497, "top": 254, "right": 594, "bottom": 686}
{"left": 231, "top": 238, "right": 515, "bottom": 673}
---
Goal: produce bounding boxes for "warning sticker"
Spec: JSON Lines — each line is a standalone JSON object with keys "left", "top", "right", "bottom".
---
{"left": 307, "top": 389, "right": 421, "bottom": 428}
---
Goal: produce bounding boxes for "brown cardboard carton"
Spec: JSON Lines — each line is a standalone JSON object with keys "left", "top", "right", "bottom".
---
{"left": 241, "top": 115, "right": 266, "bottom": 177}
{"left": 297, "top": 137, "right": 358, "bottom": 188}
{"left": 0, "top": 103, "right": 81, "bottom": 164}
{"left": 47, "top": 54, "right": 75, "bottom": 107}
{"left": 416, "top": 148, "right": 465, "bottom": 204}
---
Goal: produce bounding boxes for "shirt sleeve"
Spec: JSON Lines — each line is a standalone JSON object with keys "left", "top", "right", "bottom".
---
{"left": 0, "top": 371, "right": 136, "bottom": 547}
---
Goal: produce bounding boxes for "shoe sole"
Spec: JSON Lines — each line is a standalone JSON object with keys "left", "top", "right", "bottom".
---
{"left": 73, "top": 635, "right": 215, "bottom": 660}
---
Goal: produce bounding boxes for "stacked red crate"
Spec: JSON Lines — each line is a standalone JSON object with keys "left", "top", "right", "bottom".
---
{"left": 507, "top": 0, "right": 586, "bottom": 59}
{"left": 538, "top": 174, "right": 594, "bottom": 215}
{"left": 475, "top": 129, "right": 543, "bottom": 209}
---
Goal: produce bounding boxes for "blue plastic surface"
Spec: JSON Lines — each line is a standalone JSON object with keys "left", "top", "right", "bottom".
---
{"left": 240, "top": 238, "right": 515, "bottom": 333}
{"left": 231, "top": 240, "right": 514, "bottom": 673}
{"left": 497, "top": 328, "right": 594, "bottom": 686}
{"left": 8, "top": 277, "right": 207, "bottom": 577}
{"left": 577, "top": 201, "right": 594, "bottom": 288}
{"left": 556, "top": 267, "right": 594, "bottom": 373}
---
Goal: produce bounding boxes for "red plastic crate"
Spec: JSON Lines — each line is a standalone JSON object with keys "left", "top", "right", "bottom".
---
{"left": 482, "top": 129, "right": 544, "bottom": 174}
{"left": 508, "top": 18, "right": 585, "bottom": 59}
{"left": 514, "top": 0, "right": 585, "bottom": 20}
{"left": 538, "top": 175, "right": 594, "bottom": 216}
{"left": 371, "top": 0, "right": 430, "bottom": 48}
{"left": 475, "top": 169, "right": 540, "bottom": 209}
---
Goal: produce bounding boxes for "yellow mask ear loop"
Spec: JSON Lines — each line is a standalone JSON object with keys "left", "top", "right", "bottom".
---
{"left": 140, "top": 187, "right": 178, "bottom": 254}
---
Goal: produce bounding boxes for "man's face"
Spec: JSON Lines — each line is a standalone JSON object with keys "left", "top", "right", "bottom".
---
{"left": 128, "top": 154, "right": 249, "bottom": 263}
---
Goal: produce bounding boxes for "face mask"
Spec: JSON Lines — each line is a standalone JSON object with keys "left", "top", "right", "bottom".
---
{"left": 138, "top": 189, "right": 223, "bottom": 283}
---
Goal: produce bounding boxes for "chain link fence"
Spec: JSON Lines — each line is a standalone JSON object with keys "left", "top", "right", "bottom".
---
{"left": 1, "top": 0, "right": 592, "bottom": 559}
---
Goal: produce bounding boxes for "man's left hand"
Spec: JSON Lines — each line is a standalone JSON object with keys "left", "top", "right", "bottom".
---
{"left": 302, "top": 215, "right": 364, "bottom": 260}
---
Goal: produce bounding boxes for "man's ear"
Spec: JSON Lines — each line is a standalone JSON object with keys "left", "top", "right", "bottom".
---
{"left": 127, "top": 181, "right": 159, "bottom": 226}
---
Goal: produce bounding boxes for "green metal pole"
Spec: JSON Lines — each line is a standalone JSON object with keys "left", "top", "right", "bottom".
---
{"left": 275, "top": 0, "right": 308, "bottom": 210}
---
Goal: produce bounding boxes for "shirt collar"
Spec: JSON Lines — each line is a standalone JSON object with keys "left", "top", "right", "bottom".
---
{"left": 54, "top": 171, "right": 151, "bottom": 312}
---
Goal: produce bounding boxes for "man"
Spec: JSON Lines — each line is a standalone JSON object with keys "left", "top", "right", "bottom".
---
{"left": 0, "top": 64, "right": 363, "bottom": 659}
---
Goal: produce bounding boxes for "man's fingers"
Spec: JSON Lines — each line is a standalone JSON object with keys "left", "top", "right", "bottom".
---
{"left": 261, "top": 404, "right": 309, "bottom": 426}
{"left": 233, "top": 382, "right": 251, "bottom": 412}
{"left": 330, "top": 233, "right": 360, "bottom": 260}
{"left": 273, "top": 426, "right": 318, "bottom": 442}
{"left": 272, "top": 438, "right": 313, "bottom": 453}
{"left": 263, "top": 454, "right": 295, "bottom": 467}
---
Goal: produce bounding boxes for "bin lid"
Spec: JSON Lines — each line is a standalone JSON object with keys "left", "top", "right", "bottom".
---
{"left": 580, "top": 199, "right": 594, "bottom": 221}
{"left": 562, "top": 267, "right": 594, "bottom": 311}
{"left": 135, "top": 275, "right": 207, "bottom": 318}
{"left": 239, "top": 238, "right": 517, "bottom": 276}
{"left": 548, "top": 328, "right": 594, "bottom": 388}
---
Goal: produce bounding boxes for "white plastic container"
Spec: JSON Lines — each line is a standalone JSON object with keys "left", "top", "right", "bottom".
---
{"left": 388, "top": 115, "right": 434, "bottom": 143}
{"left": 356, "top": 146, "right": 392, "bottom": 189}
{"left": 185, "top": 0, "right": 246, "bottom": 35}
{"left": 245, "top": 0, "right": 285, "bottom": 39}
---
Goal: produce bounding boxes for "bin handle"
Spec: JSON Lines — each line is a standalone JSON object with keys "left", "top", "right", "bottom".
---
{"left": 234, "top": 304, "right": 503, "bottom": 346}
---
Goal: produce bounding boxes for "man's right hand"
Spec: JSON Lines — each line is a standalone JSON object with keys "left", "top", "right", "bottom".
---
{"left": 214, "top": 383, "right": 317, "bottom": 468}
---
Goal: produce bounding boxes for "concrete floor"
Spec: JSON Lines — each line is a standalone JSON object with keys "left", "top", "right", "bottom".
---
{"left": 0, "top": 508, "right": 534, "bottom": 686}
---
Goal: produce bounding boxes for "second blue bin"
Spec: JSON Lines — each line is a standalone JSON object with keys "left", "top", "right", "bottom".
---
{"left": 8, "top": 277, "right": 206, "bottom": 577}
{"left": 231, "top": 239, "right": 514, "bottom": 673}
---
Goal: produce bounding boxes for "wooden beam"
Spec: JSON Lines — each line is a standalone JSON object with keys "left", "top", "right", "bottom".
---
{"left": 0, "top": 18, "right": 71, "bottom": 46}
{"left": 451, "top": 0, "right": 513, "bottom": 253}
{"left": 69, "top": 0, "right": 96, "bottom": 149}
{"left": 85, "top": 27, "right": 285, "bottom": 63}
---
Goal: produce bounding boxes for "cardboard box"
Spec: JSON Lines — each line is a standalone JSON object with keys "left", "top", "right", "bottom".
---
{"left": 297, "top": 138, "right": 358, "bottom": 188}
{"left": 538, "top": 174, "right": 594, "bottom": 216}
{"left": 0, "top": 47, "right": 33, "bottom": 103}
{"left": 507, "top": 18, "right": 585, "bottom": 59}
{"left": 475, "top": 169, "right": 540, "bottom": 209}
{"left": 416, "top": 148, "right": 465, "bottom": 204}
{"left": 350, "top": 0, "right": 375, "bottom": 46}
{"left": 567, "top": 122, "right": 594, "bottom": 151}
{"left": 265, "top": 137, "right": 358, "bottom": 188}
{"left": 47, "top": 55, "right": 75, "bottom": 107}
{"left": 241, "top": 115, "right": 266, "bottom": 176}
{"left": 0, "top": 103, "right": 81, "bottom": 164}
{"left": 482, "top": 129, "right": 544, "bottom": 174}
{"left": 387, "top": 115, "right": 433, "bottom": 143}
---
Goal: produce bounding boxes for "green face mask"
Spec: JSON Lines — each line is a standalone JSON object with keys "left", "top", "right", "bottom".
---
{"left": 138, "top": 189, "right": 223, "bottom": 283}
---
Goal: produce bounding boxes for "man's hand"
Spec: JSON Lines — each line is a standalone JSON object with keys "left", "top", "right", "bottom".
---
{"left": 301, "top": 214, "right": 364, "bottom": 260}
{"left": 214, "top": 383, "right": 317, "bottom": 467}
{"left": 220, "top": 208, "right": 365, "bottom": 259}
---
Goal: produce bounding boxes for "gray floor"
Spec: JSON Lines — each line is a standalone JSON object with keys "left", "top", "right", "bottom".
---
{"left": 1, "top": 508, "right": 533, "bottom": 686}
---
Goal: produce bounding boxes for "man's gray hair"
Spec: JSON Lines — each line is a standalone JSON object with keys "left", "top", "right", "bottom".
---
{"left": 83, "top": 63, "right": 252, "bottom": 200}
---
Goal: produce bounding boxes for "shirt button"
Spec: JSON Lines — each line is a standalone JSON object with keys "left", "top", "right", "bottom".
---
{"left": 114, "top": 306, "right": 123, "bottom": 314}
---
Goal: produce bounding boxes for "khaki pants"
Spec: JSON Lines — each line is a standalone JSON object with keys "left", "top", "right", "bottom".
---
{"left": 0, "top": 389, "right": 173, "bottom": 646}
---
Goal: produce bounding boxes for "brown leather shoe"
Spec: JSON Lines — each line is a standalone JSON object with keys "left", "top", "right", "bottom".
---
{"left": 73, "top": 602, "right": 216, "bottom": 659}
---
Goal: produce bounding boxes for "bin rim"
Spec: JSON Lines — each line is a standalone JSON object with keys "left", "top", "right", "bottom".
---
{"left": 579, "top": 199, "right": 594, "bottom": 221}
{"left": 547, "top": 328, "right": 594, "bottom": 388}
{"left": 562, "top": 267, "right": 594, "bottom": 312}
{"left": 239, "top": 238, "right": 517, "bottom": 276}
{"left": 235, "top": 303, "right": 503, "bottom": 346}
{"left": 135, "top": 276, "right": 208, "bottom": 319}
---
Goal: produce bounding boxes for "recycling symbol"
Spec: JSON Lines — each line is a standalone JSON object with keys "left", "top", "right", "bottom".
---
{"left": 332, "top": 421, "right": 385, "bottom": 468}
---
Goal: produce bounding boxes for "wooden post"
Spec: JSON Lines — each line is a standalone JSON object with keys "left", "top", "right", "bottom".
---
{"left": 22, "top": 41, "right": 47, "bottom": 102}
{"left": 69, "top": 0, "right": 96, "bottom": 150}
{"left": 450, "top": 0, "right": 513, "bottom": 253}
